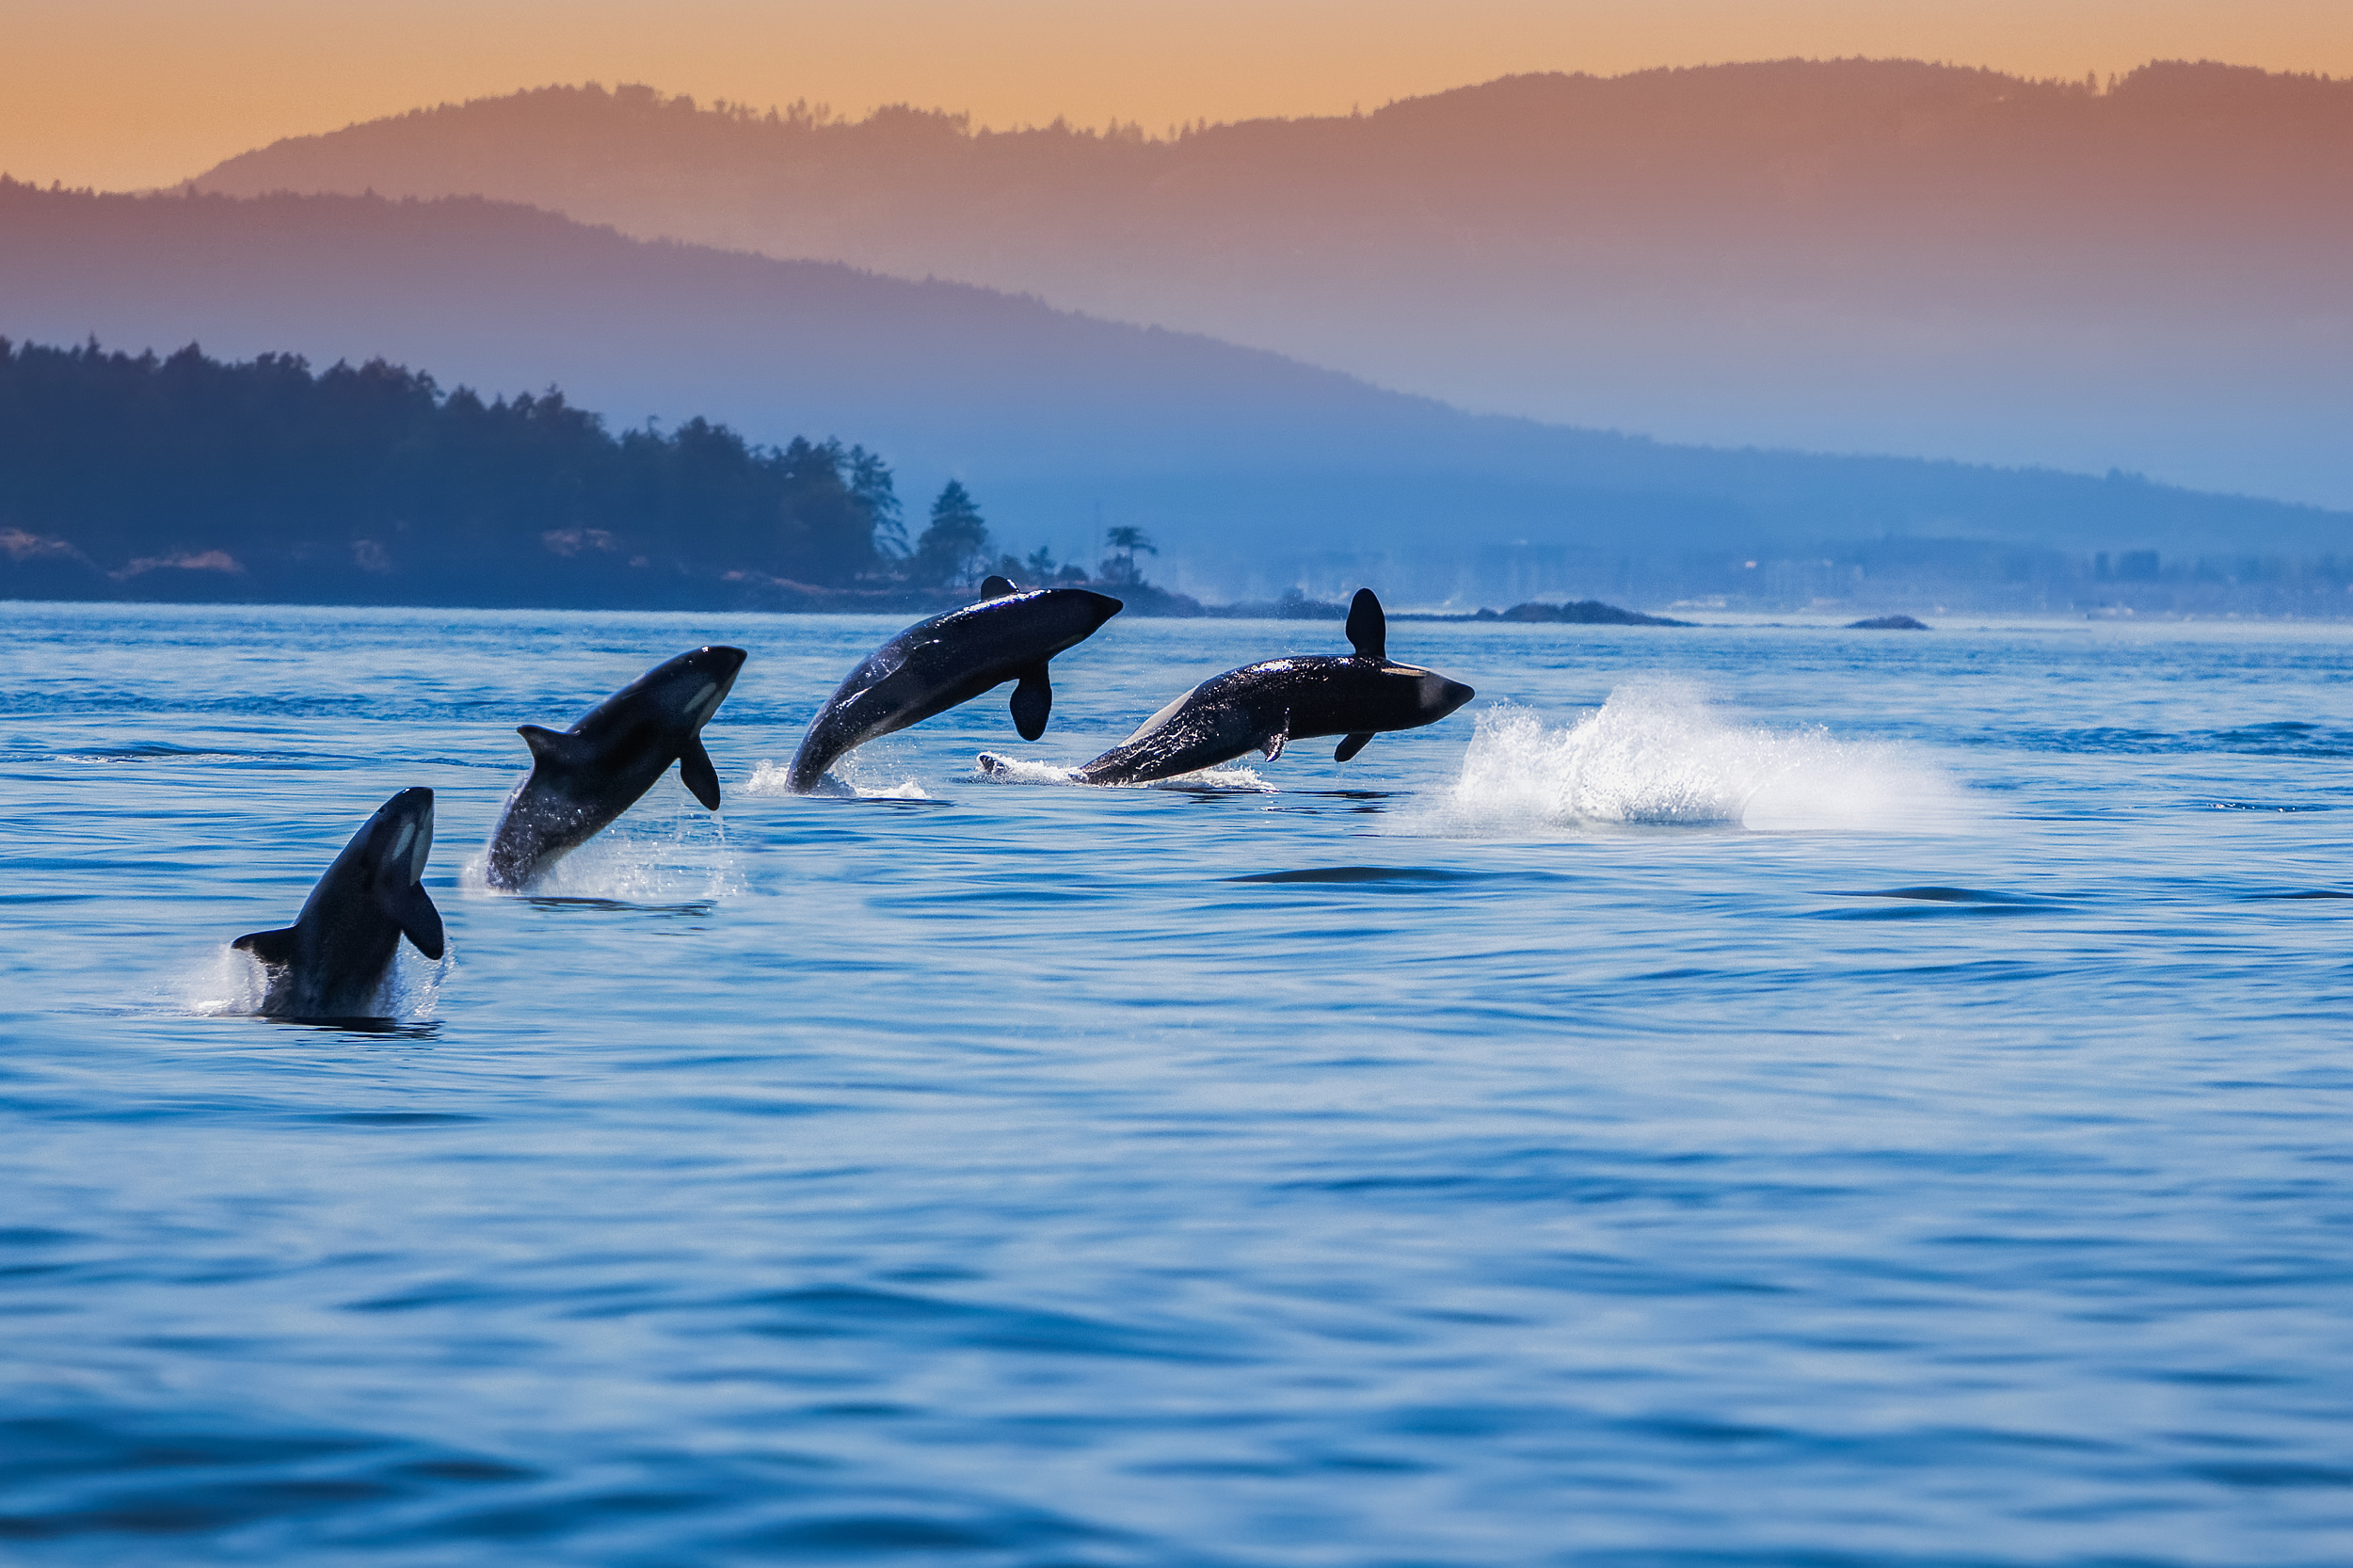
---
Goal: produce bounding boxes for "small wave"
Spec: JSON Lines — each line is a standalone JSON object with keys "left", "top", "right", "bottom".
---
{"left": 972, "top": 752, "right": 1274, "bottom": 792}
{"left": 1228, "top": 866, "right": 1496, "bottom": 885}
{"left": 744, "top": 758, "right": 931, "bottom": 800}
{"left": 48, "top": 742, "right": 313, "bottom": 766}
{"left": 1417, "top": 685, "right": 1968, "bottom": 836}
{"left": 2013, "top": 722, "right": 2353, "bottom": 758}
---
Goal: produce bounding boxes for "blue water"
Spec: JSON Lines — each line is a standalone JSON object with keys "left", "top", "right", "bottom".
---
{"left": 3, "top": 601, "right": 2350, "bottom": 1566}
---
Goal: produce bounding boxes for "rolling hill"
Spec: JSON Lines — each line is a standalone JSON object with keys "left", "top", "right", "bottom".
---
{"left": 186, "top": 59, "right": 2353, "bottom": 511}
{"left": 4, "top": 178, "right": 2343, "bottom": 611}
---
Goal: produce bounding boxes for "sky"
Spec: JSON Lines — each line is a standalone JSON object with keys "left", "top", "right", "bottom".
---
{"left": 7, "top": 0, "right": 2351, "bottom": 191}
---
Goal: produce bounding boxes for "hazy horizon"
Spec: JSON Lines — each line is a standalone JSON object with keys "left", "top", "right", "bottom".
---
{"left": 183, "top": 59, "right": 2353, "bottom": 511}
{"left": 8, "top": 1, "right": 2351, "bottom": 191}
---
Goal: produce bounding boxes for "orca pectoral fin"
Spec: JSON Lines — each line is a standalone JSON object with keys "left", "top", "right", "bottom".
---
{"left": 1261, "top": 729, "right": 1287, "bottom": 762}
{"left": 981, "top": 574, "right": 1016, "bottom": 598}
{"left": 1010, "top": 666, "right": 1053, "bottom": 741}
{"left": 1345, "top": 588, "right": 1386, "bottom": 660}
{"left": 232, "top": 926, "right": 299, "bottom": 966}
{"left": 386, "top": 883, "right": 445, "bottom": 961}
{"left": 1335, "top": 731, "right": 1375, "bottom": 762}
{"left": 678, "top": 735, "right": 723, "bottom": 810}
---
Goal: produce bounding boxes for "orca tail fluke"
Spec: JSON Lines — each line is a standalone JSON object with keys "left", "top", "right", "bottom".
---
{"left": 1011, "top": 667, "right": 1053, "bottom": 741}
{"left": 232, "top": 926, "right": 299, "bottom": 965}
{"left": 679, "top": 734, "right": 723, "bottom": 809}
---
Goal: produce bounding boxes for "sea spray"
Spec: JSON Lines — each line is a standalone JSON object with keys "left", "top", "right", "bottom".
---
{"left": 184, "top": 942, "right": 271, "bottom": 1017}
{"left": 971, "top": 752, "right": 1274, "bottom": 792}
{"left": 465, "top": 782, "right": 746, "bottom": 901}
{"left": 744, "top": 758, "right": 930, "bottom": 800}
{"left": 1419, "top": 684, "right": 1967, "bottom": 835}
{"left": 181, "top": 938, "right": 452, "bottom": 1021}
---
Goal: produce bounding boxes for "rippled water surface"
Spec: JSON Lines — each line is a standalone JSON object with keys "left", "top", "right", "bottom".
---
{"left": 4, "top": 602, "right": 2350, "bottom": 1565}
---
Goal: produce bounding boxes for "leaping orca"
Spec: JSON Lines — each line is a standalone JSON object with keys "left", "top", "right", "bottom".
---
{"left": 787, "top": 576, "right": 1121, "bottom": 792}
{"left": 234, "top": 787, "right": 444, "bottom": 1018}
{"left": 1050, "top": 589, "right": 1474, "bottom": 785}
{"left": 486, "top": 645, "right": 747, "bottom": 889}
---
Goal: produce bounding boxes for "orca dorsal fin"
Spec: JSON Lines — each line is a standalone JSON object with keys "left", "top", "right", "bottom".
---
{"left": 232, "top": 926, "right": 299, "bottom": 966}
{"left": 383, "top": 883, "right": 445, "bottom": 961}
{"left": 1010, "top": 666, "right": 1053, "bottom": 741}
{"left": 1345, "top": 588, "right": 1386, "bottom": 660}
{"left": 678, "top": 734, "right": 722, "bottom": 810}
{"left": 518, "top": 724, "right": 584, "bottom": 769}
{"left": 1335, "top": 731, "right": 1375, "bottom": 762}
{"left": 980, "top": 575, "right": 1016, "bottom": 599}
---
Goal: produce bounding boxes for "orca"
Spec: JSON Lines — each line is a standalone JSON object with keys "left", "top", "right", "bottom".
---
{"left": 1061, "top": 589, "right": 1474, "bottom": 785}
{"left": 233, "top": 787, "right": 444, "bottom": 1019}
{"left": 486, "top": 645, "right": 747, "bottom": 889}
{"left": 786, "top": 576, "right": 1122, "bottom": 792}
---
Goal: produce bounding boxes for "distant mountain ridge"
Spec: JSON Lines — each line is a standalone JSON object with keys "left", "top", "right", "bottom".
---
{"left": 2, "top": 179, "right": 2344, "bottom": 613}
{"left": 186, "top": 58, "right": 2353, "bottom": 508}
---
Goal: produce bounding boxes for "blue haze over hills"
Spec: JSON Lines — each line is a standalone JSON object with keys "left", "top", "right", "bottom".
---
{"left": 188, "top": 60, "right": 2353, "bottom": 516}
{"left": 1, "top": 178, "right": 2345, "bottom": 613}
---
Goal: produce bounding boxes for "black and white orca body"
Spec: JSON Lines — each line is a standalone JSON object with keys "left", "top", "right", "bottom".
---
{"left": 1064, "top": 590, "right": 1474, "bottom": 786}
{"left": 787, "top": 576, "right": 1121, "bottom": 792}
{"left": 234, "top": 787, "right": 445, "bottom": 1018}
{"left": 485, "top": 645, "right": 746, "bottom": 889}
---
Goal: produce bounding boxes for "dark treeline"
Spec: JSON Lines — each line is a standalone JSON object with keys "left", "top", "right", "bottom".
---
{"left": 0, "top": 338, "right": 940, "bottom": 607}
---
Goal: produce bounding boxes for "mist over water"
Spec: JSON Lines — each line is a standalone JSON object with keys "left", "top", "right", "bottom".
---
{"left": 4, "top": 603, "right": 2351, "bottom": 1566}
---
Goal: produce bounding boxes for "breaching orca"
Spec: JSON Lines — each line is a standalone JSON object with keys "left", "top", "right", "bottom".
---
{"left": 485, "top": 645, "right": 747, "bottom": 889}
{"left": 233, "top": 787, "right": 444, "bottom": 1018}
{"left": 1055, "top": 589, "right": 1474, "bottom": 785}
{"left": 786, "top": 576, "right": 1122, "bottom": 792}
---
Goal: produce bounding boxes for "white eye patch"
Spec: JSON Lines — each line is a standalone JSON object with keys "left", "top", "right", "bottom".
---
{"left": 687, "top": 680, "right": 719, "bottom": 718}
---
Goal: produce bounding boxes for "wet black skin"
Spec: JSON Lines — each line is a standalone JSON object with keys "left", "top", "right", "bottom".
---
{"left": 486, "top": 645, "right": 747, "bottom": 889}
{"left": 1069, "top": 589, "right": 1475, "bottom": 785}
{"left": 788, "top": 578, "right": 1123, "bottom": 792}
{"left": 233, "top": 787, "right": 444, "bottom": 1019}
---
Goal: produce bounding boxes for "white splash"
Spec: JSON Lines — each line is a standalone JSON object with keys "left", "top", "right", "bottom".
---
{"left": 179, "top": 939, "right": 453, "bottom": 1022}
{"left": 971, "top": 752, "right": 1275, "bottom": 792}
{"left": 383, "top": 941, "right": 456, "bottom": 1019}
{"left": 969, "top": 752, "right": 1079, "bottom": 786}
{"left": 744, "top": 758, "right": 931, "bottom": 800}
{"left": 1417, "top": 684, "right": 1969, "bottom": 837}
{"left": 184, "top": 943, "right": 270, "bottom": 1017}
{"left": 463, "top": 798, "right": 747, "bottom": 902}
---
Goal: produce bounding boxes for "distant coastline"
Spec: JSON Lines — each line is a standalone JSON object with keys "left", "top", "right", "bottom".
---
{"left": 6, "top": 329, "right": 2349, "bottom": 621}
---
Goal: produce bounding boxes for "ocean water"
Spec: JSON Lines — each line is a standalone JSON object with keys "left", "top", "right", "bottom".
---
{"left": 2, "top": 600, "right": 2349, "bottom": 1567}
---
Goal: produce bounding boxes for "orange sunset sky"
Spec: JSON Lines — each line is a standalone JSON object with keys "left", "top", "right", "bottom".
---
{"left": 8, "top": 0, "right": 2350, "bottom": 192}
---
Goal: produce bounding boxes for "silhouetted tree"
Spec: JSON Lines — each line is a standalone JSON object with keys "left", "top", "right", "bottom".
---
{"left": 1101, "top": 524, "right": 1156, "bottom": 585}
{"left": 911, "top": 479, "right": 993, "bottom": 586}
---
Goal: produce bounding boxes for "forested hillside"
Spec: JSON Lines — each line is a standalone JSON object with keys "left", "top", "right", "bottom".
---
{"left": 5, "top": 180, "right": 2346, "bottom": 613}
{"left": 0, "top": 339, "right": 905, "bottom": 605}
